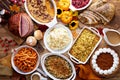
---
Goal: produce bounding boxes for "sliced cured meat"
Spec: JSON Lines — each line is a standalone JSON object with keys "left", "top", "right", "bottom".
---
{"left": 8, "top": 13, "right": 34, "bottom": 38}
{"left": 8, "top": 14, "right": 21, "bottom": 36}
{"left": 20, "top": 13, "right": 30, "bottom": 37}
{"left": 23, "top": 13, "right": 34, "bottom": 36}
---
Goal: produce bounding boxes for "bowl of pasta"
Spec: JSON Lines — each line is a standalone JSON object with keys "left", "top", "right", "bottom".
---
{"left": 11, "top": 45, "right": 40, "bottom": 75}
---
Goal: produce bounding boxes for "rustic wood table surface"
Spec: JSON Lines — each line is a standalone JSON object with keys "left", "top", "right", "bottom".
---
{"left": 0, "top": 0, "right": 120, "bottom": 80}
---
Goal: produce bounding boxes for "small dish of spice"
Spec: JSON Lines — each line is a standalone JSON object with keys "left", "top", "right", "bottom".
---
{"left": 103, "top": 28, "right": 120, "bottom": 46}
{"left": 69, "top": 0, "right": 92, "bottom": 11}
{"left": 90, "top": 48, "right": 119, "bottom": 77}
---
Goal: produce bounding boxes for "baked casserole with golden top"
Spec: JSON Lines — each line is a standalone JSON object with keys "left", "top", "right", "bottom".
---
{"left": 70, "top": 28, "right": 100, "bottom": 62}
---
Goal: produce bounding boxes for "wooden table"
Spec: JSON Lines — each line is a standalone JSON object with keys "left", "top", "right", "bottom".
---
{"left": 0, "top": 0, "right": 120, "bottom": 80}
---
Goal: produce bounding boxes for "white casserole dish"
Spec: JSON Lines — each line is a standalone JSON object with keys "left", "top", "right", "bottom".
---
{"left": 41, "top": 53, "right": 76, "bottom": 80}
{"left": 24, "top": 0, "right": 57, "bottom": 27}
{"left": 68, "top": 27, "right": 102, "bottom": 64}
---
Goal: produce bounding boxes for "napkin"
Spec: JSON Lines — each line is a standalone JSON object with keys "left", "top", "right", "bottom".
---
{"left": 0, "top": 54, "right": 13, "bottom": 76}
{"left": 75, "top": 64, "right": 101, "bottom": 80}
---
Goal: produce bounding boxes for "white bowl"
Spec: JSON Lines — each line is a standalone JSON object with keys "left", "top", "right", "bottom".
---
{"left": 69, "top": 0, "right": 92, "bottom": 11}
{"left": 41, "top": 53, "right": 76, "bottom": 80}
{"left": 31, "top": 72, "right": 47, "bottom": 80}
{"left": 44, "top": 23, "right": 73, "bottom": 54}
{"left": 24, "top": 0, "right": 57, "bottom": 27}
{"left": 11, "top": 45, "right": 40, "bottom": 75}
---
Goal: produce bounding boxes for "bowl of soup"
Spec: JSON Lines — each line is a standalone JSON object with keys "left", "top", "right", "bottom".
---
{"left": 24, "top": 0, "right": 57, "bottom": 27}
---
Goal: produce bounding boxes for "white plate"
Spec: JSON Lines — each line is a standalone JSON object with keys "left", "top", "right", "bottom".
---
{"left": 44, "top": 23, "right": 73, "bottom": 54}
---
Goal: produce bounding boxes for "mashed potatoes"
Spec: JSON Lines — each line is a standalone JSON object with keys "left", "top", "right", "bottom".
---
{"left": 47, "top": 27, "right": 71, "bottom": 50}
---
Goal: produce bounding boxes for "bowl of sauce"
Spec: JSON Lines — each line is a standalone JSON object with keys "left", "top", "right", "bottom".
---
{"left": 69, "top": 0, "right": 92, "bottom": 11}
{"left": 31, "top": 72, "right": 47, "bottom": 80}
{"left": 24, "top": 0, "right": 57, "bottom": 27}
{"left": 103, "top": 28, "right": 120, "bottom": 46}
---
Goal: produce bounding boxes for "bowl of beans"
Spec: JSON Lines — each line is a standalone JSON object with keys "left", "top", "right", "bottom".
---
{"left": 69, "top": 0, "right": 92, "bottom": 11}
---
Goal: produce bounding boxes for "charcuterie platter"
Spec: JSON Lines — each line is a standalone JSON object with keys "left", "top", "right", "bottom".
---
{"left": 0, "top": 0, "right": 120, "bottom": 80}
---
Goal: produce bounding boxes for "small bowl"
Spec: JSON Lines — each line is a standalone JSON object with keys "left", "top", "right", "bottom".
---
{"left": 69, "top": 0, "right": 92, "bottom": 11}
{"left": 11, "top": 45, "right": 40, "bottom": 75}
{"left": 44, "top": 23, "right": 73, "bottom": 54}
{"left": 31, "top": 72, "right": 47, "bottom": 80}
{"left": 103, "top": 28, "right": 120, "bottom": 46}
{"left": 24, "top": 0, "right": 57, "bottom": 27}
{"left": 41, "top": 53, "right": 76, "bottom": 80}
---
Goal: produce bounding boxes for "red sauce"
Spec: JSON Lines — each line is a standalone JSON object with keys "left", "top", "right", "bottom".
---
{"left": 72, "top": 0, "right": 89, "bottom": 8}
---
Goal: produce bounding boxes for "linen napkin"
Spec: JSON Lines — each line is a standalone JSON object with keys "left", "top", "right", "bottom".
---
{"left": 0, "top": 54, "right": 13, "bottom": 76}
{"left": 75, "top": 64, "right": 101, "bottom": 80}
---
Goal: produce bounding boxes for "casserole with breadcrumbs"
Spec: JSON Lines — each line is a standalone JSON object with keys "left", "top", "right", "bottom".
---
{"left": 69, "top": 27, "right": 102, "bottom": 64}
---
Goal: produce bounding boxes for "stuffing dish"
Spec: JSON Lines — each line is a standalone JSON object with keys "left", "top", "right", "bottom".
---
{"left": 44, "top": 55, "right": 72, "bottom": 79}
{"left": 26, "top": 0, "right": 55, "bottom": 23}
{"left": 69, "top": 28, "right": 100, "bottom": 63}
{"left": 14, "top": 47, "right": 38, "bottom": 72}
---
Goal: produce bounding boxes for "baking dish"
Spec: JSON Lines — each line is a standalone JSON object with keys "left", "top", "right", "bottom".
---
{"left": 41, "top": 53, "right": 76, "bottom": 80}
{"left": 68, "top": 27, "right": 102, "bottom": 64}
{"left": 24, "top": 0, "right": 57, "bottom": 27}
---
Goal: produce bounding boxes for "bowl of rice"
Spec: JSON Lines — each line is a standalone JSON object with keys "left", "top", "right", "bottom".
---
{"left": 44, "top": 23, "right": 73, "bottom": 54}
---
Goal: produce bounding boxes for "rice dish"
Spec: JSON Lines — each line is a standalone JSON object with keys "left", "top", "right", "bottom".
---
{"left": 47, "top": 27, "right": 71, "bottom": 50}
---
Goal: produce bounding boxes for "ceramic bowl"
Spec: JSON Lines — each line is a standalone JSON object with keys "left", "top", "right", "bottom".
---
{"left": 31, "top": 72, "right": 47, "bottom": 80}
{"left": 44, "top": 23, "right": 73, "bottom": 54}
{"left": 11, "top": 45, "right": 40, "bottom": 75}
{"left": 69, "top": 0, "right": 92, "bottom": 11}
{"left": 24, "top": 0, "right": 57, "bottom": 27}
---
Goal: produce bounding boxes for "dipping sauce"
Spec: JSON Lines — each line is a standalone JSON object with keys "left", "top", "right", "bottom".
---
{"left": 72, "top": 0, "right": 89, "bottom": 8}
{"left": 32, "top": 74, "right": 40, "bottom": 80}
{"left": 27, "top": 0, "right": 55, "bottom": 23}
{"left": 106, "top": 31, "right": 120, "bottom": 45}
